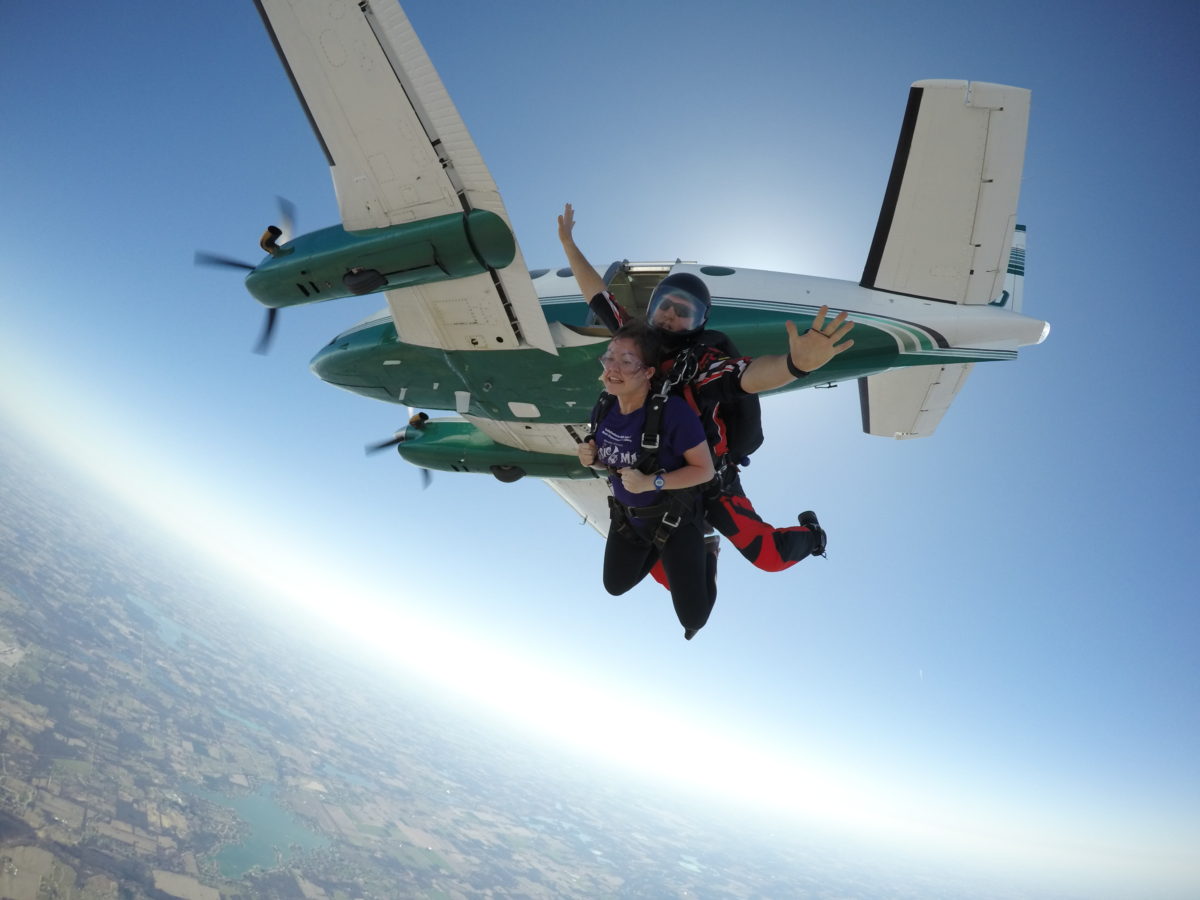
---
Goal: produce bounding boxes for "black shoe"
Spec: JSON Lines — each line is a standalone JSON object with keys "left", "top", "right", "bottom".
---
{"left": 798, "top": 510, "right": 827, "bottom": 558}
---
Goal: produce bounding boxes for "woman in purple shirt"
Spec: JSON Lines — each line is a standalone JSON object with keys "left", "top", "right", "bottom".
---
{"left": 578, "top": 321, "right": 717, "bottom": 639}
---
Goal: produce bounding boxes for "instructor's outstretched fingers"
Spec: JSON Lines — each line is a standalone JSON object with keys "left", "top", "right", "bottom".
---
{"left": 810, "top": 305, "right": 831, "bottom": 332}
{"left": 821, "top": 308, "right": 849, "bottom": 334}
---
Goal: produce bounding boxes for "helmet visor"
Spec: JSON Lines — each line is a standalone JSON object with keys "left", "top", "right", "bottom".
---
{"left": 647, "top": 286, "right": 706, "bottom": 334}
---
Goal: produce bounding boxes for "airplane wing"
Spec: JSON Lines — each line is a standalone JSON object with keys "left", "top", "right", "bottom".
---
{"left": 861, "top": 80, "right": 1030, "bottom": 305}
{"left": 545, "top": 479, "right": 611, "bottom": 536}
{"left": 254, "top": 0, "right": 556, "bottom": 354}
{"left": 858, "top": 363, "right": 974, "bottom": 439}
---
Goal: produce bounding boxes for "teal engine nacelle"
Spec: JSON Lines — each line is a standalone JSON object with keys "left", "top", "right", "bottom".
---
{"left": 396, "top": 419, "right": 596, "bottom": 483}
{"left": 244, "top": 210, "right": 515, "bottom": 309}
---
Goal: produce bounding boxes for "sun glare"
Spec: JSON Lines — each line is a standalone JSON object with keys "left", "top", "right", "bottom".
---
{"left": 177, "top": 552, "right": 1192, "bottom": 899}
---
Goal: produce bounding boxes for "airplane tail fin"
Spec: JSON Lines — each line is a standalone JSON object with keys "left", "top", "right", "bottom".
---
{"left": 989, "top": 224, "right": 1026, "bottom": 312}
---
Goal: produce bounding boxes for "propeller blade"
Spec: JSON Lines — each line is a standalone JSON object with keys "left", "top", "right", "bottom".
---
{"left": 253, "top": 308, "right": 278, "bottom": 355}
{"left": 194, "top": 251, "right": 255, "bottom": 271}
{"left": 364, "top": 418, "right": 433, "bottom": 486}
{"left": 364, "top": 412, "right": 432, "bottom": 453}
{"left": 276, "top": 196, "right": 296, "bottom": 246}
{"left": 365, "top": 434, "right": 405, "bottom": 454}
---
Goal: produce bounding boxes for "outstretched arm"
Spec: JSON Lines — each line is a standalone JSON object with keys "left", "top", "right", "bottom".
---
{"left": 738, "top": 306, "right": 855, "bottom": 394}
{"left": 557, "top": 203, "right": 607, "bottom": 301}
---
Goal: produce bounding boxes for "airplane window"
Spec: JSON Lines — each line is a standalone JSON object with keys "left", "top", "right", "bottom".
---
{"left": 556, "top": 267, "right": 573, "bottom": 278}
{"left": 700, "top": 266, "right": 736, "bottom": 276}
{"left": 528, "top": 268, "right": 550, "bottom": 279}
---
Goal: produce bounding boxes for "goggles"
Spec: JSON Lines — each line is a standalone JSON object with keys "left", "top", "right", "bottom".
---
{"left": 598, "top": 351, "right": 647, "bottom": 373}
{"left": 656, "top": 298, "right": 697, "bottom": 319}
{"left": 648, "top": 288, "right": 705, "bottom": 331}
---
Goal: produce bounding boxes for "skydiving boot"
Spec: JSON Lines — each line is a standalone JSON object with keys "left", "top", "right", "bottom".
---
{"left": 798, "top": 510, "right": 827, "bottom": 558}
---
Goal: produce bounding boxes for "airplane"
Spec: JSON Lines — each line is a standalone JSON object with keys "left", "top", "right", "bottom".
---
{"left": 210, "top": 0, "right": 1049, "bottom": 533}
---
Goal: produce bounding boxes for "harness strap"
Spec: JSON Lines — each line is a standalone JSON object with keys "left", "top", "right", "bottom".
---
{"left": 591, "top": 382, "right": 705, "bottom": 550}
{"left": 610, "top": 489, "right": 702, "bottom": 551}
{"left": 606, "top": 495, "right": 638, "bottom": 541}
{"left": 665, "top": 346, "right": 700, "bottom": 390}
{"left": 587, "top": 390, "right": 616, "bottom": 439}
{"left": 626, "top": 499, "right": 672, "bottom": 518}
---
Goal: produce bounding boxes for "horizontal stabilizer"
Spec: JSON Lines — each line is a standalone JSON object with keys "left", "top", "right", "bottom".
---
{"left": 861, "top": 80, "right": 1030, "bottom": 305}
{"left": 859, "top": 364, "right": 974, "bottom": 439}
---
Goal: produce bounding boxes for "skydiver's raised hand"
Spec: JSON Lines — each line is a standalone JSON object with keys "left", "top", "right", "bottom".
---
{"left": 557, "top": 203, "right": 606, "bottom": 300}
{"left": 784, "top": 305, "right": 854, "bottom": 375}
{"left": 557, "top": 202, "right": 576, "bottom": 245}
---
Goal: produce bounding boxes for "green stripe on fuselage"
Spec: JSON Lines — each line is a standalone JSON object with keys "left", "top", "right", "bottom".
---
{"left": 309, "top": 298, "right": 1006, "bottom": 421}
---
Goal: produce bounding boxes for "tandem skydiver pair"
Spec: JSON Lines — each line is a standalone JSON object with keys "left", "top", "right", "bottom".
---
{"left": 560, "top": 203, "right": 854, "bottom": 639}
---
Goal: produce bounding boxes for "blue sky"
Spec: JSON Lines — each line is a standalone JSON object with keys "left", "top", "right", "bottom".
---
{"left": 1, "top": 1, "right": 1197, "bottom": 896}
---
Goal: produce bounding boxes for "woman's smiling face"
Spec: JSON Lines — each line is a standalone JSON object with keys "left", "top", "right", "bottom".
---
{"left": 598, "top": 337, "right": 652, "bottom": 394}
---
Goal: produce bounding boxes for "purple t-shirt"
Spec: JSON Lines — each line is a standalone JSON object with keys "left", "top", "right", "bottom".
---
{"left": 594, "top": 394, "right": 707, "bottom": 508}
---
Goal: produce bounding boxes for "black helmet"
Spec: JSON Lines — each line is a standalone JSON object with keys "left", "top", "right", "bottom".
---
{"left": 647, "top": 272, "right": 711, "bottom": 339}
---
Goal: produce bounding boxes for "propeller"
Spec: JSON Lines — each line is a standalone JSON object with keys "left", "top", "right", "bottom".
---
{"left": 195, "top": 197, "right": 297, "bottom": 354}
{"left": 193, "top": 251, "right": 255, "bottom": 271}
{"left": 194, "top": 249, "right": 278, "bottom": 352}
{"left": 275, "top": 195, "right": 296, "bottom": 246}
{"left": 365, "top": 412, "right": 429, "bottom": 452}
{"left": 365, "top": 412, "right": 432, "bottom": 488}
{"left": 365, "top": 432, "right": 406, "bottom": 454}
{"left": 254, "top": 308, "right": 279, "bottom": 356}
